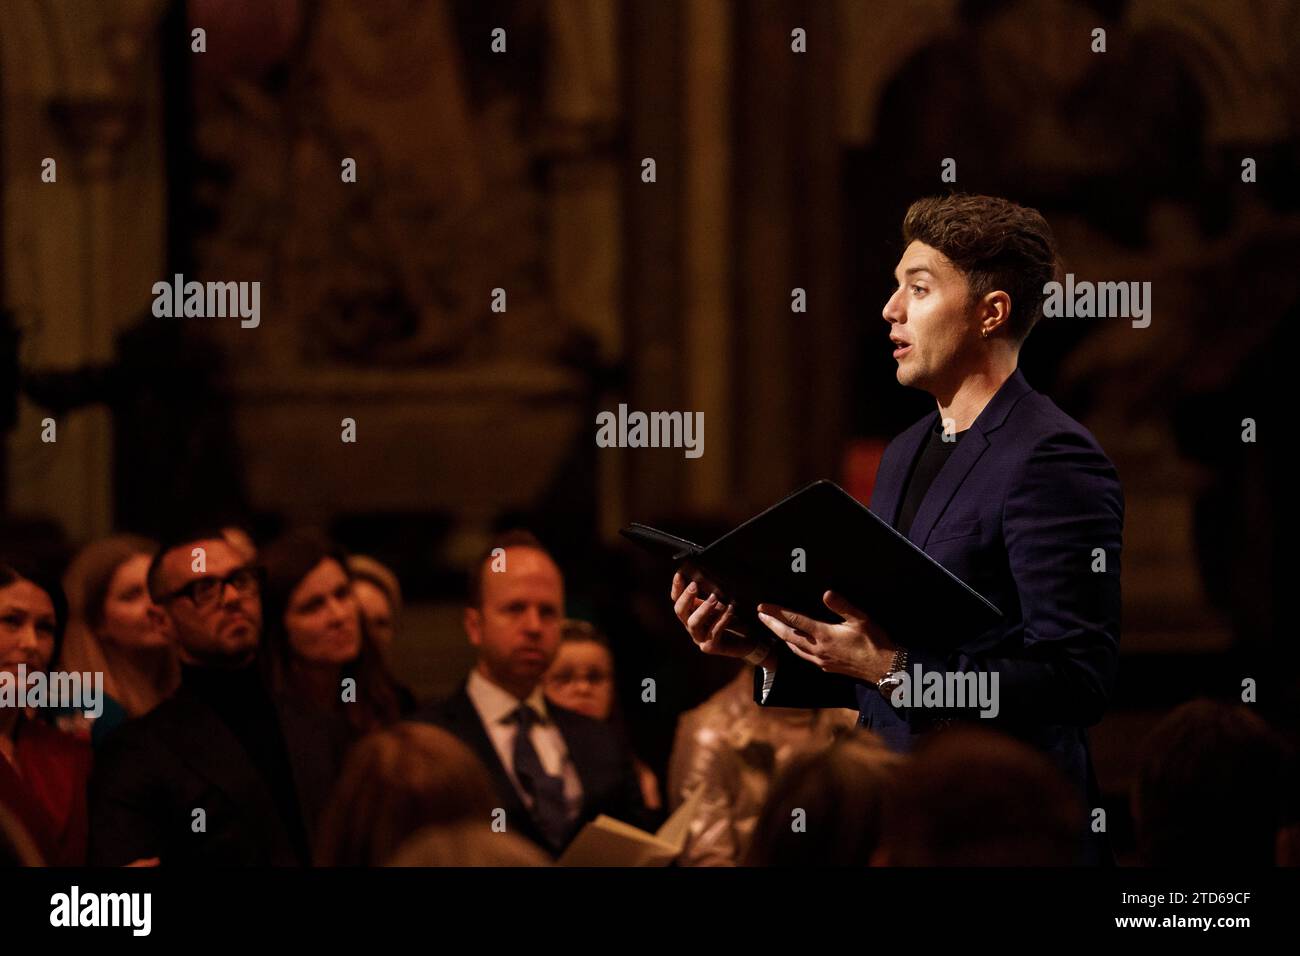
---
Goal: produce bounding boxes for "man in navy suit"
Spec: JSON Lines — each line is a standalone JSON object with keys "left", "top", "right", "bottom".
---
{"left": 670, "top": 194, "right": 1123, "bottom": 864}
{"left": 417, "top": 530, "right": 652, "bottom": 856}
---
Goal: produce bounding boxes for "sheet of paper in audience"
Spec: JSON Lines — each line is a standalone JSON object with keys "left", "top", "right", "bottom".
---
{"left": 556, "top": 786, "right": 705, "bottom": 867}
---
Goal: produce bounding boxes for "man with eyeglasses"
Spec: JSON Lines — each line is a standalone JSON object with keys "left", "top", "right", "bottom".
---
{"left": 89, "top": 530, "right": 336, "bottom": 866}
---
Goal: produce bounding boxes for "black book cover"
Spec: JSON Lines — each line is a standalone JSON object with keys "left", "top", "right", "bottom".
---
{"left": 622, "top": 479, "right": 1001, "bottom": 650}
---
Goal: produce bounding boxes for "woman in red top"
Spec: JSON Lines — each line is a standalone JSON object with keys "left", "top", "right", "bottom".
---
{"left": 0, "top": 560, "right": 92, "bottom": 865}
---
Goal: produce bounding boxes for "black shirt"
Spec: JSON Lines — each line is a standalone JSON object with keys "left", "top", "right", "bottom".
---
{"left": 896, "top": 419, "right": 968, "bottom": 539}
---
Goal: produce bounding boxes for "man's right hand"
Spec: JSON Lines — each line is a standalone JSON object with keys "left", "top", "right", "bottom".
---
{"left": 670, "top": 570, "right": 768, "bottom": 661}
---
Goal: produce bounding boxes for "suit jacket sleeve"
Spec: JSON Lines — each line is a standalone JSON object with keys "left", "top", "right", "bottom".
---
{"left": 87, "top": 727, "right": 167, "bottom": 866}
{"left": 904, "top": 429, "right": 1123, "bottom": 726}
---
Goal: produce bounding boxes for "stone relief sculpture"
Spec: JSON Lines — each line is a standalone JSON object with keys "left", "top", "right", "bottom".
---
{"left": 191, "top": 0, "right": 553, "bottom": 368}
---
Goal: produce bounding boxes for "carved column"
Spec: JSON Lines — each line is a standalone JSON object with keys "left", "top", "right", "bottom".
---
{"left": 1, "top": 1, "right": 167, "bottom": 540}
{"left": 622, "top": 0, "right": 686, "bottom": 519}
{"left": 546, "top": 0, "right": 626, "bottom": 538}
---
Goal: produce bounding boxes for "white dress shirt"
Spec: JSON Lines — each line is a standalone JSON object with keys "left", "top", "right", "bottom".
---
{"left": 466, "top": 669, "right": 584, "bottom": 821}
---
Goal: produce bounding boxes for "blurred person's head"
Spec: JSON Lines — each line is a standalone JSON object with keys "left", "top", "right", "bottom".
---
{"left": 0, "top": 560, "right": 68, "bottom": 681}
{"left": 879, "top": 726, "right": 1082, "bottom": 866}
{"left": 146, "top": 533, "right": 261, "bottom": 667}
{"left": 347, "top": 555, "right": 402, "bottom": 656}
{"left": 220, "top": 526, "right": 257, "bottom": 563}
{"left": 745, "top": 730, "right": 904, "bottom": 866}
{"left": 60, "top": 535, "right": 178, "bottom": 717}
{"left": 544, "top": 620, "right": 615, "bottom": 720}
{"left": 70, "top": 539, "right": 165, "bottom": 651}
{"left": 388, "top": 820, "right": 550, "bottom": 867}
{"left": 1133, "top": 699, "right": 1298, "bottom": 867}
{"left": 260, "top": 530, "right": 399, "bottom": 729}
{"left": 262, "top": 531, "right": 362, "bottom": 667}
{"left": 884, "top": 194, "right": 1059, "bottom": 400}
{"left": 315, "top": 722, "right": 500, "bottom": 866}
{"left": 464, "top": 530, "right": 564, "bottom": 701}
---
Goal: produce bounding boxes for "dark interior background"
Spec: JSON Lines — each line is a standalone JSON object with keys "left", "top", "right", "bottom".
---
{"left": 2, "top": 0, "right": 1296, "bottom": 862}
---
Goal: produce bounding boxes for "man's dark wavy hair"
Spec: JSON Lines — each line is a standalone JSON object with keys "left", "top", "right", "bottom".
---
{"left": 901, "top": 193, "right": 1062, "bottom": 344}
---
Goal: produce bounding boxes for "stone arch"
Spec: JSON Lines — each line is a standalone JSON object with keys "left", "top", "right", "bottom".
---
{"left": 1128, "top": 0, "right": 1299, "bottom": 145}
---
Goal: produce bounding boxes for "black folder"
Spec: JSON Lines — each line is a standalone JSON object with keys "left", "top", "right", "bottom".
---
{"left": 621, "top": 479, "right": 1002, "bottom": 651}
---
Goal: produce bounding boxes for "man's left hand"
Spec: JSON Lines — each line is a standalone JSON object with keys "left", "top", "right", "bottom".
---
{"left": 757, "top": 591, "right": 898, "bottom": 684}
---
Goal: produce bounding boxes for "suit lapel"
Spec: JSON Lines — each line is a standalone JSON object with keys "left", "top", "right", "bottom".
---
{"left": 905, "top": 368, "right": 1034, "bottom": 548}
{"left": 905, "top": 428, "right": 992, "bottom": 547}
{"left": 445, "top": 685, "right": 532, "bottom": 824}
{"left": 871, "top": 412, "right": 936, "bottom": 527}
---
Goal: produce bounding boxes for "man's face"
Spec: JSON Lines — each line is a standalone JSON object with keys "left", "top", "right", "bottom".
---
{"left": 153, "top": 538, "right": 261, "bottom": 666}
{"left": 882, "top": 241, "right": 982, "bottom": 394}
{"left": 465, "top": 547, "right": 564, "bottom": 698}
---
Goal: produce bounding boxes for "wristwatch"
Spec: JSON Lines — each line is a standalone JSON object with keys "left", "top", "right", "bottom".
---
{"left": 876, "top": 646, "right": 909, "bottom": 697}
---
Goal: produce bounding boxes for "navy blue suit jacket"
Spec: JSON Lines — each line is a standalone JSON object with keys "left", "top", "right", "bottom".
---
{"left": 756, "top": 368, "right": 1123, "bottom": 861}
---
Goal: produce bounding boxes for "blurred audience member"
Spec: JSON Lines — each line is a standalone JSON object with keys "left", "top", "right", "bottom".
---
{"left": 260, "top": 531, "right": 407, "bottom": 733}
{"left": 316, "top": 721, "right": 508, "bottom": 865}
{"left": 545, "top": 618, "right": 662, "bottom": 811}
{"left": 389, "top": 821, "right": 551, "bottom": 867}
{"left": 745, "top": 730, "right": 902, "bottom": 867}
{"left": 58, "top": 535, "right": 179, "bottom": 743}
{"left": 879, "top": 726, "right": 1083, "bottom": 866}
{"left": 415, "top": 530, "right": 653, "bottom": 857}
{"left": 89, "top": 529, "right": 340, "bottom": 865}
{"left": 347, "top": 555, "right": 401, "bottom": 655}
{"left": 670, "top": 666, "right": 857, "bottom": 866}
{"left": 221, "top": 526, "right": 258, "bottom": 563}
{"left": 0, "top": 562, "right": 91, "bottom": 865}
{"left": 347, "top": 554, "right": 416, "bottom": 712}
{"left": 1133, "top": 698, "right": 1299, "bottom": 866}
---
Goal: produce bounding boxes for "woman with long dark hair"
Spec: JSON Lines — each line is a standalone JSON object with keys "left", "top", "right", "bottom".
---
{"left": 258, "top": 530, "right": 406, "bottom": 734}
{"left": 0, "top": 560, "right": 92, "bottom": 865}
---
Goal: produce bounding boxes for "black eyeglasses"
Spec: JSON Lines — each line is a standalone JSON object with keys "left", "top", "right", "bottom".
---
{"left": 161, "top": 566, "right": 262, "bottom": 607}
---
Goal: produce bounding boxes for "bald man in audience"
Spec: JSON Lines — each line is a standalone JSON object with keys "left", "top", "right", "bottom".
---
{"left": 416, "top": 530, "right": 654, "bottom": 856}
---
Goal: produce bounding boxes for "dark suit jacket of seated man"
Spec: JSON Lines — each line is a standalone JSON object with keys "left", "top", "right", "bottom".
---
{"left": 418, "top": 676, "right": 654, "bottom": 856}
{"left": 89, "top": 536, "right": 350, "bottom": 866}
{"left": 89, "top": 667, "right": 350, "bottom": 865}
